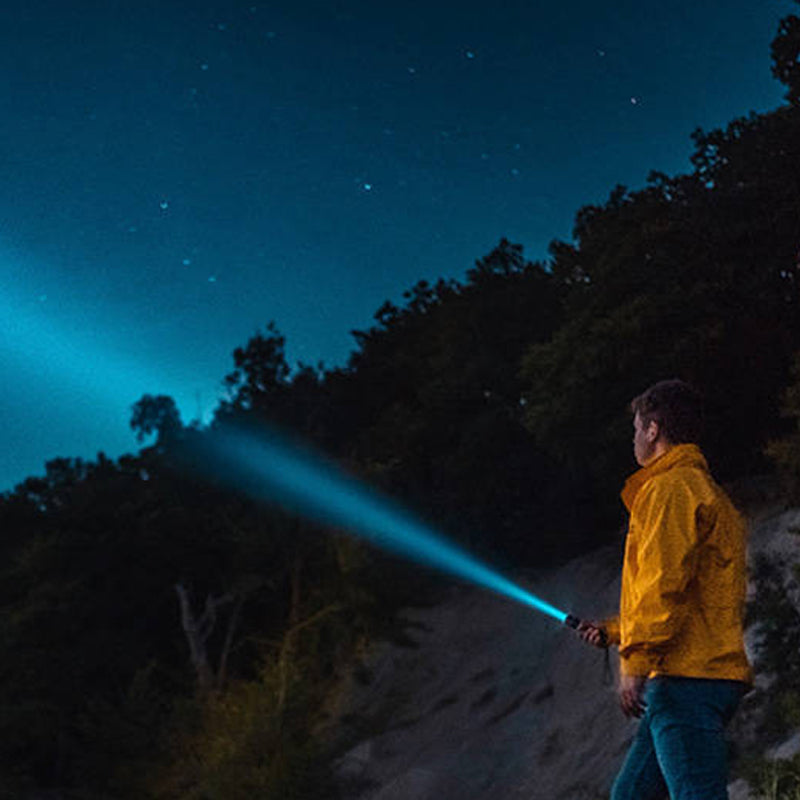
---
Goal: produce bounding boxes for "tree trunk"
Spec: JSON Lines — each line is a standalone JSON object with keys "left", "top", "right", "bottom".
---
{"left": 175, "top": 583, "right": 234, "bottom": 693}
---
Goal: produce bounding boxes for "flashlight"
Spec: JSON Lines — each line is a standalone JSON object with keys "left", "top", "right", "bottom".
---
{"left": 564, "top": 614, "right": 609, "bottom": 648}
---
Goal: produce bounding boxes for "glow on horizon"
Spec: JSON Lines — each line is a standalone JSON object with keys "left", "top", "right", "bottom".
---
{"left": 196, "top": 425, "right": 569, "bottom": 624}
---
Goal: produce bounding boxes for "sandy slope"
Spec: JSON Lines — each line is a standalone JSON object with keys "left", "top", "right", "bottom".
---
{"left": 332, "top": 505, "right": 800, "bottom": 800}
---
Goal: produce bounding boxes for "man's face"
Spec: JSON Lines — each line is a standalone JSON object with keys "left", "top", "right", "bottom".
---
{"left": 633, "top": 411, "right": 658, "bottom": 467}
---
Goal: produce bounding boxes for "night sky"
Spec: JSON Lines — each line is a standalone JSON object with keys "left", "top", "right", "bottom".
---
{"left": 0, "top": 0, "right": 793, "bottom": 491}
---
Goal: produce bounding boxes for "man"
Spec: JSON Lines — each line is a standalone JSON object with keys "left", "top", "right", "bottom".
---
{"left": 579, "top": 379, "right": 751, "bottom": 800}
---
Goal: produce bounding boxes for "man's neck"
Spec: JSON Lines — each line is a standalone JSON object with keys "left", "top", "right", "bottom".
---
{"left": 644, "top": 440, "right": 673, "bottom": 466}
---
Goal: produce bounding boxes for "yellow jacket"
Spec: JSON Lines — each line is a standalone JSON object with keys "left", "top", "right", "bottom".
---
{"left": 605, "top": 444, "right": 752, "bottom": 682}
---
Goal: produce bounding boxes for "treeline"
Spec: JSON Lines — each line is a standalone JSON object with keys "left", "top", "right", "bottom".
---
{"left": 2, "top": 6, "right": 800, "bottom": 796}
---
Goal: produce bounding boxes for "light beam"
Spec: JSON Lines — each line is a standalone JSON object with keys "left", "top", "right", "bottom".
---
{"left": 190, "top": 424, "right": 571, "bottom": 625}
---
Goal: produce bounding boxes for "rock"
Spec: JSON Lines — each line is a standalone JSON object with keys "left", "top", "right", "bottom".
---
{"left": 728, "top": 777, "right": 755, "bottom": 800}
{"left": 767, "top": 729, "right": 800, "bottom": 760}
{"left": 337, "top": 740, "right": 374, "bottom": 780}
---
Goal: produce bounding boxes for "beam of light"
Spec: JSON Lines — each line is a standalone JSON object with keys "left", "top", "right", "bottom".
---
{"left": 189, "top": 424, "right": 569, "bottom": 625}
{"left": 0, "top": 253, "right": 570, "bottom": 626}
{"left": 0, "top": 281, "right": 217, "bottom": 428}
{"left": 0, "top": 255, "right": 220, "bottom": 489}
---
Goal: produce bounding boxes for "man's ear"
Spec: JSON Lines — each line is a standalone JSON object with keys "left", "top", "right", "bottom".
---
{"left": 646, "top": 420, "right": 660, "bottom": 442}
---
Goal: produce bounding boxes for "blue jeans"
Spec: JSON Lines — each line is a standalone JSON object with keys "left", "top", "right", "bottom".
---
{"left": 611, "top": 677, "right": 748, "bottom": 800}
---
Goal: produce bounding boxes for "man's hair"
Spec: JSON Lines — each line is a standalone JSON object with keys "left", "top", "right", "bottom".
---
{"left": 631, "top": 379, "right": 704, "bottom": 444}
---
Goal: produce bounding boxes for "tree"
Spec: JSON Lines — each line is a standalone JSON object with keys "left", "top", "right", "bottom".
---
{"left": 130, "top": 394, "right": 183, "bottom": 444}
{"left": 220, "top": 322, "right": 291, "bottom": 415}
{"left": 772, "top": 1, "right": 800, "bottom": 105}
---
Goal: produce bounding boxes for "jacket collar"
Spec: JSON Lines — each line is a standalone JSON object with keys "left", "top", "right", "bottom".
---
{"left": 621, "top": 443, "right": 708, "bottom": 511}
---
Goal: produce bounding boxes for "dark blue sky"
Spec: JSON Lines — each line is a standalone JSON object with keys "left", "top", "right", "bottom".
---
{"left": 0, "top": 0, "right": 794, "bottom": 490}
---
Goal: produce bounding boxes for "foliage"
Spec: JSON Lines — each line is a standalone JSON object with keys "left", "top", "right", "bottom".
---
{"left": 0, "top": 456, "right": 182, "bottom": 795}
{"left": 745, "top": 553, "right": 800, "bottom": 744}
{"left": 0, "top": 444, "right": 374, "bottom": 797}
{"left": 766, "top": 352, "right": 800, "bottom": 497}
{"left": 772, "top": 0, "right": 800, "bottom": 106}
{"left": 522, "top": 104, "right": 800, "bottom": 525}
{"left": 152, "top": 611, "right": 344, "bottom": 800}
{"left": 331, "top": 239, "right": 575, "bottom": 565}
{"left": 219, "top": 322, "right": 291, "bottom": 416}
{"left": 130, "top": 394, "right": 183, "bottom": 444}
{"left": 740, "top": 754, "right": 800, "bottom": 800}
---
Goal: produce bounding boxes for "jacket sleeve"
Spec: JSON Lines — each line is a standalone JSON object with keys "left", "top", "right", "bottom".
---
{"left": 601, "top": 615, "right": 621, "bottom": 645}
{"left": 620, "top": 476, "right": 702, "bottom": 676}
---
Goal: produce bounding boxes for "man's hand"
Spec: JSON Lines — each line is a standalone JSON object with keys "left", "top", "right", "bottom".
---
{"left": 576, "top": 620, "right": 608, "bottom": 649}
{"left": 618, "top": 674, "right": 647, "bottom": 718}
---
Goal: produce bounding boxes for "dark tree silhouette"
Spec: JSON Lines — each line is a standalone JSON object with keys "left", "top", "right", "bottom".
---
{"left": 221, "top": 321, "right": 290, "bottom": 413}
{"left": 771, "top": 0, "right": 800, "bottom": 105}
{"left": 130, "top": 394, "right": 182, "bottom": 444}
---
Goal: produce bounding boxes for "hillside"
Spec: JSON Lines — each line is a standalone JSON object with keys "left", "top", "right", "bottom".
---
{"left": 328, "top": 503, "right": 800, "bottom": 800}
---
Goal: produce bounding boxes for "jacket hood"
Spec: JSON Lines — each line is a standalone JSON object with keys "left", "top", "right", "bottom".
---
{"left": 621, "top": 443, "right": 709, "bottom": 512}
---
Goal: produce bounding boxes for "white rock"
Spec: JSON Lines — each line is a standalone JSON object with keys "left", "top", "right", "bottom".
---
{"left": 767, "top": 729, "right": 800, "bottom": 760}
{"left": 336, "top": 740, "right": 373, "bottom": 779}
{"left": 728, "top": 777, "right": 755, "bottom": 800}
